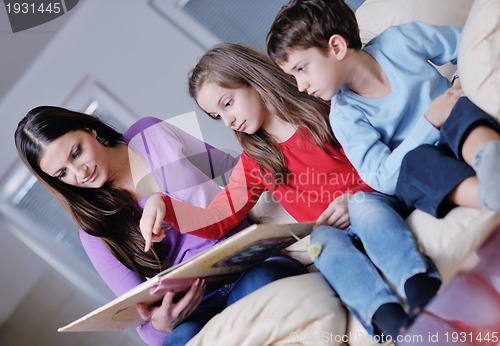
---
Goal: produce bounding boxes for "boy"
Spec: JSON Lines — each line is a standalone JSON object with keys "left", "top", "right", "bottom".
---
{"left": 267, "top": 0, "right": 500, "bottom": 217}
{"left": 267, "top": 0, "right": 499, "bottom": 341}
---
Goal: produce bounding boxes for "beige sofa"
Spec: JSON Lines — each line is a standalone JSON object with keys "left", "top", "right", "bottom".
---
{"left": 186, "top": 1, "right": 500, "bottom": 345}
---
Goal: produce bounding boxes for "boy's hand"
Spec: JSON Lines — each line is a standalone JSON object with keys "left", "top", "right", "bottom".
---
{"left": 136, "top": 278, "right": 206, "bottom": 332}
{"left": 425, "top": 82, "right": 464, "bottom": 129}
{"left": 314, "top": 193, "right": 351, "bottom": 229}
{"left": 140, "top": 193, "right": 168, "bottom": 252}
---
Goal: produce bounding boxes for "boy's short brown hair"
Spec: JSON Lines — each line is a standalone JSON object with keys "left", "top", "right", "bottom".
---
{"left": 267, "top": 0, "right": 362, "bottom": 64}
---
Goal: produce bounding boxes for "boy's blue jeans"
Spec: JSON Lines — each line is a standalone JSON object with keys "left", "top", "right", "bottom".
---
{"left": 311, "top": 192, "right": 440, "bottom": 334}
{"left": 164, "top": 255, "right": 307, "bottom": 345}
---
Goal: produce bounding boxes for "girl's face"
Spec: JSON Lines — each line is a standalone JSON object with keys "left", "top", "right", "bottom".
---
{"left": 196, "top": 82, "right": 268, "bottom": 135}
{"left": 39, "top": 130, "right": 110, "bottom": 188}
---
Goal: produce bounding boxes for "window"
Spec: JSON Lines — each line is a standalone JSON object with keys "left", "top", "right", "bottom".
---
{"left": 150, "top": 0, "right": 289, "bottom": 50}
{"left": 150, "top": 0, "right": 365, "bottom": 50}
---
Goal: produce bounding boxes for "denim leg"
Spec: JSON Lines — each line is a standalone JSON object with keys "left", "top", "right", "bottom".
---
{"left": 165, "top": 255, "right": 305, "bottom": 345}
{"left": 440, "top": 97, "right": 500, "bottom": 160}
{"left": 348, "top": 192, "right": 440, "bottom": 298}
{"left": 396, "top": 145, "right": 476, "bottom": 218}
{"left": 164, "top": 255, "right": 305, "bottom": 345}
{"left": 311, "top": 225, "right": 400, "bottom": 331}
{"left": 226, "top": 255, "right": 307, "bottom": 305}
{"left": 164, "top": 290, "right": 226, "bottom": 346}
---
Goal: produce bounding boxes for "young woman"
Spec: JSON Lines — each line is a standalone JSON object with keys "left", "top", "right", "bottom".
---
{"left": 14, "top": 107, "right": 306, "bottom": 346}
{"left": 141, "top": 43, "right": 441, "bottom": 341}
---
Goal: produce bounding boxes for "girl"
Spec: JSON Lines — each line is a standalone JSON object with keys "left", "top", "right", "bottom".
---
{"left": 14, "top": 107, "right": 306, "bottom": 346}
{"left": 141, "top": 43, "right": 441, "bottom": 340}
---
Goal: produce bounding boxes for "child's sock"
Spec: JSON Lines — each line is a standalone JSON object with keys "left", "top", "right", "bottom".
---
{"left": 404, "top": 273, "right": 441, "bottom": 318}
{"left": 372, "top": 303, "right": 410, "bottom": 341}
{"left": 472, "top": 141, "right": 500, "bottom": 212}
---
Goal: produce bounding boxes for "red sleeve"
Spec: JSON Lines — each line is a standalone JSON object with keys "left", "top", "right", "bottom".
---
{"left": 162, "top": 155, "right": 266, "bottom": 240}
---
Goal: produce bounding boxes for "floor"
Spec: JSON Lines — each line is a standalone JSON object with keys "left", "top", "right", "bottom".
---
{"left": 0, "top": 267, "right": 142, "bottom": 346}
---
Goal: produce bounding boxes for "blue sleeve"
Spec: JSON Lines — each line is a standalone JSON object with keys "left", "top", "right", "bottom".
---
{"left": 330, "top": 22, "right": 459, "bottom": 194}
{"left": 331, "top": 108, "right": 439, "bottom": 194}
{"left": 396, "top": 21, "right": 462, "bottom": 66}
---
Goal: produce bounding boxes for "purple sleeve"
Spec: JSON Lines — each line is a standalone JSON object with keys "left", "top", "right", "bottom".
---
{"left": 80, "top": 230, "right": 170, "bottom": 345}
{"left": 177, "top": 131, "right": 240, "bottom": 181}
{"left": 125, "top": 116, "right": 239, "bottom": 182}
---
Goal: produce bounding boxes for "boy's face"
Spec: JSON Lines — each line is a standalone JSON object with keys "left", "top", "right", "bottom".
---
{"left": 279, "top": 47, "right": 343, "bottom": 101}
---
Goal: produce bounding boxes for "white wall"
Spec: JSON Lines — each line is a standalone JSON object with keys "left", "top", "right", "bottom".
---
{"left": 0, "top": 221, "right": 48, "bottom": 325}
{"left": 0, "top": 0, "right": 74, "bottom": 104}
{"left": 0, "top": 0, "right": 240, "bottom": 179}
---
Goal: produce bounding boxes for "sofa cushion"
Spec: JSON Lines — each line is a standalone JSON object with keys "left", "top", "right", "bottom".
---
{"left": 186, "top": 273, "right": 347, "bottom": 346}
{"left": 458, "top": 0, "right": 500, "bottom": 120}
{"left": 356, "top": 0, "right": 473, "bottom": 79}
{"left": 407, "top": 208, "right": 500, "bottom": 285}
{"left": 355, "top": 0, "right": 473, "bottom": 44}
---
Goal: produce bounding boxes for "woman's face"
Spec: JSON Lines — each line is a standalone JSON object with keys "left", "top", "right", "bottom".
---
{"left": 39, "top": 130, "right": 109, "bottom": 188}
{"left": 196, "top": 82, "right": 268, "bottom": 135}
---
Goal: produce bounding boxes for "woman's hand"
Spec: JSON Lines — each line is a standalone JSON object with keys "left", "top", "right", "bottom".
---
{"left": 136, "top": 278, "right": 206, "bottom": 332}
{"left": 140, "top": 193, "right": 168, "bottom": 252}
{"left": 425, "top": 81, "right": 465, "bottom": 129}
{"left": 314, "top": 193, "right": 351, "bottom": 229}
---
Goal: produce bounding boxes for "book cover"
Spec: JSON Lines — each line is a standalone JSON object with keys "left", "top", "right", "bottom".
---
{"left": 58, "top": 222, "right": 313, "bottom": 332}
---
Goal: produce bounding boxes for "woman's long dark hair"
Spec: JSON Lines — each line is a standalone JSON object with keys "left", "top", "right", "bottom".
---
{"left": 14, "top": 106, "right": 166, "bottom": 278}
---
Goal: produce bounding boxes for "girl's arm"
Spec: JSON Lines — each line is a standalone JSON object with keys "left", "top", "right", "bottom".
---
{"left": 141, "top": 155, "right": 266, "bottom": 245}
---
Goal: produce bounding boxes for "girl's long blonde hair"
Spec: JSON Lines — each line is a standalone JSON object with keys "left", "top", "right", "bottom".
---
{"left": 188, "top": 42, "right": 337, "bottom": 185}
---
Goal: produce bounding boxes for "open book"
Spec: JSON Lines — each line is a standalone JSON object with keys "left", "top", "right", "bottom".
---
{"left": 58, "top": 222, "right": 313, "bottom": 332}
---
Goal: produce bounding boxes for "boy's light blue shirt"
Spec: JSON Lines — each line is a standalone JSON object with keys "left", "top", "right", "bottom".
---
{"left": 330, "top": 21, "right": 462, "bottom": 194}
